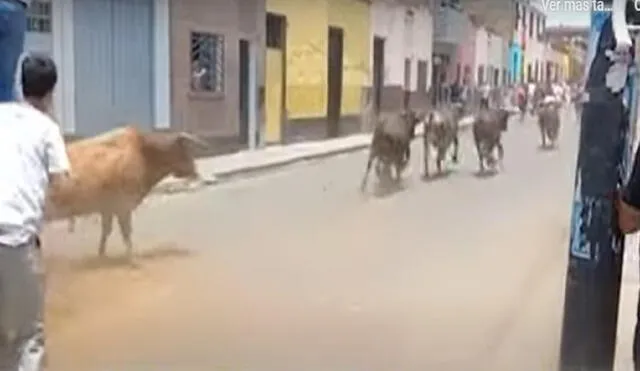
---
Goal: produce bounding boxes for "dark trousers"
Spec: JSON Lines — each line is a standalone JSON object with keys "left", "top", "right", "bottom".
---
{"left": 0, "top": 0, "right": 26, "bottom": 102}
{"left": 0, "top": 240, "right": 45, "bottom": 371}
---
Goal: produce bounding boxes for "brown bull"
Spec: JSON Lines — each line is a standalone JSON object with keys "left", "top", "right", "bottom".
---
{"left": 472, "top": 108, "right": 512, "bottom": 173}
{"left": 360, "top": 110, "right": 420, "bottom": 191}
{"left": 537, "top": 100, "right": 561, "bottom": 148}
{"left": 423, "top": 103, "right": 464, "bottom": 177}
{"left": 45, "top": 126, "right": 208, "bottom": 258}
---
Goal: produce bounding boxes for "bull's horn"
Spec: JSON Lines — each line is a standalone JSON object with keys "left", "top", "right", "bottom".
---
{"left": 178, "top": 132, "right": 209, "bottom": 149}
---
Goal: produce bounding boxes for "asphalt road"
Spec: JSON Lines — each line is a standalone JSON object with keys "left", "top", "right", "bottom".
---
{"left": 43, "top": 110, "right": 579, "bottom": 371}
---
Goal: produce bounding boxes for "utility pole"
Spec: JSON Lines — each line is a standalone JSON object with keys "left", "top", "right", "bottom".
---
{"left": 558, "top": 0, "right": 636, "bottom": 369}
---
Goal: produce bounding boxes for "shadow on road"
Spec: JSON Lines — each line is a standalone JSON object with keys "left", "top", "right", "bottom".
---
{"left": 421, "top": 168, "right": 455, "bottom": 183}
{"left": 371, "top": 179, "right": 407, "bottom": 198}
{"left": 45, "top": 242, "right": 193, "bottom": 342}
{"left": 68, "top": 243, "right": 192, "bottom": 271}
{"left": 537, "top": 144, "right": 557, "bottom": 152}
{"left": 473, "top": 169, "right": 499, "bottom": 179}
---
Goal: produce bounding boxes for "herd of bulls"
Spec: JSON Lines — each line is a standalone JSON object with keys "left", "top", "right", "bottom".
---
{"left": 47, "top": 89, "right": 566, "bottom": 259}
{"left": 359, "top": 95, "right": 565, "bottom": 192}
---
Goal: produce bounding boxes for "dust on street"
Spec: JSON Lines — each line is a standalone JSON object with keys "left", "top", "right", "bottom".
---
{"left": 43, "top": 113, "right": 577, "bottom": 371}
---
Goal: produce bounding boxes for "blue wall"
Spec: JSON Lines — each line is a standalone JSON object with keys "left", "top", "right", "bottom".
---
{"left": 509, "top": 43, "right": 523, "bottom": 83}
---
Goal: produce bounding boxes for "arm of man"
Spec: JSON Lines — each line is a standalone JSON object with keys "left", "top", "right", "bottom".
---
{"left": 619, "top": 147, "right": 640, "bottom": 234}
{"left": 43, "top": 122, "right": 71, "bottom": 187}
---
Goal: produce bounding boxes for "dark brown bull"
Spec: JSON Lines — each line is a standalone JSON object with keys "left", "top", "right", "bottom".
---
{"left": 46, "top": 126, "right": 208, "bottom": 259}
{"left": 537, "top": 100, "right": 561, "bottom": 148}
{"left": 472, "top": 108, "right": 512, "bottom": 173}
{"left": 422, "top": 103, "right": 464, "bottom": 177}
{"left": 360, "top": 111, "right": 420, "bottom": 191}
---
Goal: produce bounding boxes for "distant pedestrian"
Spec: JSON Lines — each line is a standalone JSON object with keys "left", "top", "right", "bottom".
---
{"left": 0, "top": 0, "right": 28, "bottom": 102}
{"left": 0, "top": 54, "right": 70, "bottom": 371}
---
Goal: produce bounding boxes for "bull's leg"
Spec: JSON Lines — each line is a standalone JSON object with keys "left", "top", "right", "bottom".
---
{"left": 394, "top": 152, "right": 406, "bottom": 183}
{"left": 360, "top": 151, "right": 375, "bottom": 192}
{"left": 539, "top": 123, "right": 547, "bottom": 147}
{"left": 380, "top": 161, "right": 392, "bottom": 186}
{"left": 436, "top": 147, "right": 445, "bottom": 174}
{"left": 474, "top": 138, "right": 485, "bottom": 173}
{"left": 394, "top": 161, "right": 403, "bottom": 183}
{"left": 98, "top": 212, "right": 114, "bottom": 257}
{"left": 422, "top": 132, "right": 430, "bottom": 178}
{"left": 451, "top": 135, "right": 459, "bottom": 163}
{"left": 116, "top": 211, "right": 134, "bottom": 259}
{"left": 497, "top": 140, "right": 505, "bottom": 169}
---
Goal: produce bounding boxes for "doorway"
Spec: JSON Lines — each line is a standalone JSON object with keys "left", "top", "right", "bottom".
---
{"left": 372, "top": 36, "right": 385, "bottom": 114}
{"left": 403, "top": 58, "right": 411, "bottom": 110}
{"left": 326, "top": 26, "right": 344, "bottom": 138}
{"left": 238, "top": 39, "right": 250, "bottom": 145}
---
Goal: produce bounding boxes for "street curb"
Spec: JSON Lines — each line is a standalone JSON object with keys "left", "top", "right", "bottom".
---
{"left": 153, "top": 121, "right": 474, "bottom": 195}
{"left": 152, "top": 141, "right": 370, "bottom": 195}
{"left": 214, "top": 142, "right": 371, "bottom": 181}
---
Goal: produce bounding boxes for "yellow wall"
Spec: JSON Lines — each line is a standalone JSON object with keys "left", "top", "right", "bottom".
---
{"left": 328, "top": 0, "right": 370, "bottom": 116}
{"left": 266, "top": 0, "right": 370, "bottom": 120}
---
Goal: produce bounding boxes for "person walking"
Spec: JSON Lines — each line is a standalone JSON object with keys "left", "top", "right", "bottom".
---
{"left": 0, "top": 0, "right": 28, "bottom": 102}
{"left": 0, "top": 54, "right": 70, "bottom": 370}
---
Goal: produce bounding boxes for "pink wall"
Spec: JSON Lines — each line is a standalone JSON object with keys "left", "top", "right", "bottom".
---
{"left": 447, "top": 18, "right": 476, "bottom": 84}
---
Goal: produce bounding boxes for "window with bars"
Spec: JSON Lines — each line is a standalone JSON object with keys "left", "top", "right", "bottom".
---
{"left": 190, "top": 32, "right": 225, "bottom": 93}
{"left": 27, "top": 0, "right": 51, "bottom": 33}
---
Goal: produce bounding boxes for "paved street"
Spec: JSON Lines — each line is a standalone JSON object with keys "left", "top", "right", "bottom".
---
{"left": 44, "top": 111, "right": 581, "bottom": 370}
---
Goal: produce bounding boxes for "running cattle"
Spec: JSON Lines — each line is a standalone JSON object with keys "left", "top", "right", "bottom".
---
{"left": 45, "top": 126, "right": 207, "bottom": 258}
{"left": 472, "top": 108, "right": 512, "bottom": 173}
{"left": 537, "top": 99, "right": 561, "bottom": 148}
{"left": 360, "top": 111, "right": 421, "bottom": 191}
{"left": 422, "top": 103, "right": 464, "bottom": 177}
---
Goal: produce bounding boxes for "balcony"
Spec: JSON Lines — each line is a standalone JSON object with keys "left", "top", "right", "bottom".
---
{"left": 459, "top": 0, "right": 515, "bottom": 39}
{"left": 434, "top": 3, "right": 466, "bottom": 45}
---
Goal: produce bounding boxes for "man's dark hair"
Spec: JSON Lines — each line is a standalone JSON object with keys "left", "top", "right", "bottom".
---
{"left": 21, "top": 54, "right": 58, "bottom": 99}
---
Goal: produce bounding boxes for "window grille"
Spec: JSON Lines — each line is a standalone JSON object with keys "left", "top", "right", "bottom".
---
{"left": 190, "top": 32, "right": 225, "bottom": 93}
{"left": 27, "top": 0, "right": 51, "bottom": 33}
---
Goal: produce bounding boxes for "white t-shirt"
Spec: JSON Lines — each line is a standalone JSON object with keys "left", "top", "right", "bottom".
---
{"left": 0, "top": 103, "right": 70, "bottom": 246}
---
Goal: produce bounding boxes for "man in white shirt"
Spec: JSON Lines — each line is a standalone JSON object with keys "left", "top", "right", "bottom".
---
{"left": 0, "top": 54, "right": 69, "bottom": 370}
{"left": 0, "top": 0, "right": 28, "bottom": 101}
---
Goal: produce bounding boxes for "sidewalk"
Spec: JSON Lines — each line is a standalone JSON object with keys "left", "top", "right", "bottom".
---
{"left": 155, "top": 118, "right": 475, "bottom": 194}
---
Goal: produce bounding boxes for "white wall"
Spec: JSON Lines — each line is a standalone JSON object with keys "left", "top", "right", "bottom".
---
{"left": 487, "top": 32, "right": 502, "bottom": 68}
{"left": 474, "top": 26, "right": 489, "bottom": 83}
{"left": 411, "top": 4, "right": 433, "bottom": 90}
{"left": 371, "top": 1, "right": 433, "bottom": 90}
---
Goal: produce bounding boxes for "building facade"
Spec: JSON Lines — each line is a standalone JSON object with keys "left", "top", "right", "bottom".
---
{"left": 449, "top": 13, "right": 476, "bottom": 85}
{"left": 370, "top": 0, "right": 434, "bottom": 113}
{"left": 169, "top": 0, "right": 265, "bottom": 153}
{"left": 23, "top": 0, "right": 171, "bottom": 140}
{"left": 473, "top": 24, "right": 489, "bottom": 85}
{"left": 433, "top": 0, "right": 470, "bottom": 90}
{"left": 545, "top": 25, "right": 588, "bottom": 83}
{"left": 265, "top": 0, "right": 370, "bottom": 144}
{"left": 520, "top": 1, "right": 546, "bottom": 82}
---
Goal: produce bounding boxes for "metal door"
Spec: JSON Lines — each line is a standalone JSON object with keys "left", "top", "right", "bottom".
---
{"left": 73, "top": 0, "right": 154, "bottom": 136}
